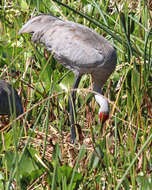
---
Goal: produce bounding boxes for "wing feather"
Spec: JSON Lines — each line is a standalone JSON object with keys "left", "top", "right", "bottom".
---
{"left": 19, "top": 15, "right": 115, "bottom": 72}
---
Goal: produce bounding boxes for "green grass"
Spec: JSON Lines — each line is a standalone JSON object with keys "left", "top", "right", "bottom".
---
{"left": 0, "top": 0, "right": 152, "bottom": 189}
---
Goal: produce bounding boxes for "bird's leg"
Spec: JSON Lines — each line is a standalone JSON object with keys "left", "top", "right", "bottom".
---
{"left": 69, "top": 74, "right": 81, "bottom": 143}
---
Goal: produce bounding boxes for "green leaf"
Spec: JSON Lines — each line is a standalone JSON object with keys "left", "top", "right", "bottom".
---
{"left": 19, "top": 0, "right": 29, "bottom": 10}
{"left": 20, "top": 152, "right": 38, "bottom": 174}
{"left": 3, "top": 150, "right": 38, "bottom": 174}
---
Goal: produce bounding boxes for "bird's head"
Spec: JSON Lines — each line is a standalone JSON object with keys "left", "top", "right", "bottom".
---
{"left": 95, "top": 94, "right": 109, "bottom": 124}
{"left": 98, "top": 109, "right": 109, "bottom": 124}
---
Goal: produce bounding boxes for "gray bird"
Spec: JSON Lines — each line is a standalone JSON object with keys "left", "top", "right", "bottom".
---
{"left": 0, "top": 80, "right": 23, "bottom": 117}
{"left": 19, "top": 14, "right": 117, "bottom": 143}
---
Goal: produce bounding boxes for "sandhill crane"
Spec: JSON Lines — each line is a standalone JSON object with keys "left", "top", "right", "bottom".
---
{"left": 0, "top": 80, "right": 23, "bottom": 117}
{"left": 19, "top": 14, "right": 117, "bottom": 143}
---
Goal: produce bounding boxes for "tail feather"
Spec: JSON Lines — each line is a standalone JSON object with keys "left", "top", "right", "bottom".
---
{"left": 18, "top": 14, "right": 58, "bottom": 34}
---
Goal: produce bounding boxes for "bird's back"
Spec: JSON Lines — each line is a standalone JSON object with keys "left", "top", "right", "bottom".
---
{"left": 19, "top": 14, "right": 117, "bottom": 75}
{"left": 0, "top": 80, "right": 23, "bottom": 116}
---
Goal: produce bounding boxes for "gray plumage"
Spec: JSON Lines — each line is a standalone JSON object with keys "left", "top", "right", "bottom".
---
{"left": 0, "top": 80, "right": 23, "bottom": 116}
{"left": 19, "top": 14, "right": 117, "bottom": 142}
{"left": 19, "top": 15, "right": 116, "bottom": 87}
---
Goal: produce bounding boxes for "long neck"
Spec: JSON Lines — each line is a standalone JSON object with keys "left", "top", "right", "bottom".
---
{"left": 94, "top": 94, "right": 109, "bottom": 114}
{"left": 93, "top": 82, "right": 109, "bottom": 114}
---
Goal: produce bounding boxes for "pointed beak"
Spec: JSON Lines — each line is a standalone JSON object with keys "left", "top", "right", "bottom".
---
{"left": 99, "top": 112, "right": 109, "bottom": 135}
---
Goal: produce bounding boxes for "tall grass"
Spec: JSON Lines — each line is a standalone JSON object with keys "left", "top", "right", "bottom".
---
{"left": 0, "top": 0, "right": 151, "bottom": 189}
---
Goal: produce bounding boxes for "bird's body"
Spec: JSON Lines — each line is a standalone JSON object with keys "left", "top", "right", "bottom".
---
{"left": 0, "top": 80, "right": 23, "bottom": 116}
{"left": 19, "top": 15, "right": 116, "bottom": 81}
{"left": 19, "top": 14, "right": 117, "bottom": 142}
